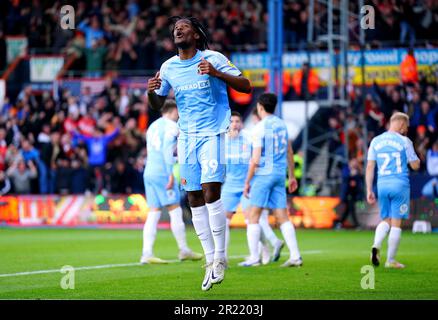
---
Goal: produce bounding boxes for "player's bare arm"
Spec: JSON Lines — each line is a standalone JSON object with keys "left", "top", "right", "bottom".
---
{"left": 244, "top": 146, "right": 261, "bottom": 198}
{"left": 365, "top": 160, "right": 376, "bottom": 204}
{"left": 287, "top": 141, "right": 298, "bottom": 193}
{"left": 409, "top": 159, "right": 421, "bottom": 171}
{"left": 147, "top": 71, "right": 166, "bottom": 111}
{"left": 198, "top": 58, "right": 251, "bottom": 93}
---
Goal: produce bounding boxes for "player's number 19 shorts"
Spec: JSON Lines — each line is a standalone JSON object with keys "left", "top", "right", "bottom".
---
{"left": 177, "top": 133, "right": 226, "bottom": 192}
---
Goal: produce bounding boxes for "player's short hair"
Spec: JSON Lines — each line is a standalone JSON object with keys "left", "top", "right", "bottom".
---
{"left": 390, "top": 112, "right": 409, "bottom": 124}
{"left": 257, "top": 93, "right": 278, "bottom": 114}
{"left": 169, "top": 16, "right": 210, "bottom": 51}
{"left": 231, "top": 111, "right": 242, "bottom": 120}
{"left": 161, "top": 99, "right": 177, "bottom": 114}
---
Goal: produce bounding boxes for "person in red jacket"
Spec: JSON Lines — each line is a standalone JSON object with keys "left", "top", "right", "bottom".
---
{"left": 292, "top": 62, "right": 319, "bottom": 99}
{"left": 400, "top": 48, "right": 419, "bottom": 86}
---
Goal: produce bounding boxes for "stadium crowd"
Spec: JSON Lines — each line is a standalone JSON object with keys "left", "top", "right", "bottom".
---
{"left": 0, "top": 0, "right": 437, "bottom": 74}
{"left": 0, "top": 0, "right": 437, "bottom": 199}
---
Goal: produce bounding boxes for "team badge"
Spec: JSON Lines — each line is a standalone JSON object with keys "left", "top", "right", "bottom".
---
{"left": 227, "top": 60, "right": 237, "bottom": 69}
{"left": 400, "top": 204, "right": 408, "bottom": 214}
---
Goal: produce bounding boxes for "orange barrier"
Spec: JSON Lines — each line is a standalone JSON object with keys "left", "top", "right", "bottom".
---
{"left": 229, "top": 196, "right": 340, "bottom": 229}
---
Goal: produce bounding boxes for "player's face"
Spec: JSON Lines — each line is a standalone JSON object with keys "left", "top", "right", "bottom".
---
{"left": 174, "top": 20, "right": 199, "bottom": 49}
{"left": 400, "top": 121, "right": 408, "bottom": 135}
{"left": 230, "top": 116, "right": 242, "bottom": 132}
{"left": 170, "top": 108, "right": 179, "bottom": 122}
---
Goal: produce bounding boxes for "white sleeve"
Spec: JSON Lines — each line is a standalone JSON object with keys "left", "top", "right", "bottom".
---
{"left": 404, "top": 138, "right": 420, "bottom": 162}
{"left": 154, "top": 63, "right": 171, "bottom": 97}
{"left": 251, "top": 123, "right": 264, "bottom": 148}
{"left": 367, "top": 139, "right": 376, "bottom": 161}
{"left": 209, "top": 51, "right": 242, "bottom": 77}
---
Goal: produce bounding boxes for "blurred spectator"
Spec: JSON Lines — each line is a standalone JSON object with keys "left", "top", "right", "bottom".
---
{"left": 78, "top": 14, "right": 105, "bottom": 49}
{"left": 109, "top": 160, "right": 133, "bottom": 194}
{"left": 414, "top": 125, "right": 429, "bottom": 170}
{"left": 55, "top": 158, "right": 72, "bottom": 195}
{"left": 395, "top": 0, "right": 417, "bottom": 47}
{"left": 335, "top": 158, "right": 363, "bottom": 229}
{"left": 422, "top": 140, "right": 438, "bottom": 198}
{"left": 0, "top": 171, "right": 11, "bottom": 195}
{"left": 400, "top": 48, "right": 419, "bottom": 86}
{"left": 85, "top": 39, "right": 108, "bottom": 77}
{"left": 73, "top": 126, "right": 120, "bottom": 193}
{"left": 70, "top": 159, "right": 89, "bottom": 194}
{"left": 326, "top": 116, "right": 343, "bottom": 179}
{"left": 21, "top": 139, "right": 48, "bottom": 194}
{"left": 0, "top": 128, "right": 7, "bottom": 171}
{"left": 292, "top": 62, "right": 319, "bottom": 99}
{"left": 6, "top": 160, "right": 37, "bottom": 194}
{"left": 131, "top": 157, "right": 146, "bottom": 194}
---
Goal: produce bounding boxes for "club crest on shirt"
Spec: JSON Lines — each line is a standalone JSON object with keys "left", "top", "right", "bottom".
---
{"left": 227, "top": 60, "right": 237, "bottom": 69}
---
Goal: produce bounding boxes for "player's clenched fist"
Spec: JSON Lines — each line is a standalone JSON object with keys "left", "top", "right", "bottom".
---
{"left": 197, "top": 58, "right": 218, "bottom": 76}
{"left": 147, "top": 71, "right": 162, "bottom": 93}
{"left": 367, "top": 190, "right": 376, "bottom": 204}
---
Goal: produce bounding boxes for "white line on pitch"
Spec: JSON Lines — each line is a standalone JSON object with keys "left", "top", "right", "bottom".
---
{"left": 0, "top": 251, "right": 322, "bottom": 278}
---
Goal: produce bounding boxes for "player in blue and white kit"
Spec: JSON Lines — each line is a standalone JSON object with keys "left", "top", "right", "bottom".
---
{"left": 366, "top": 112, "right": 420, "bottom": 269}
{"left": 222, "top": 111, "right": 277, "bottom": 266}
{"left": 141, "top": 100, "right": 202, "bottom": 264}
{"left": 241, "top": 93, "right": 302, "bottom": 267}
{"left": 146, "top": 17, "right": 251, "bottom": 291}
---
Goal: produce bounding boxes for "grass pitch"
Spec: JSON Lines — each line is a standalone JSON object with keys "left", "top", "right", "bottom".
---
{"left": 0, "top": 227, "right": 437, "bottom": 300}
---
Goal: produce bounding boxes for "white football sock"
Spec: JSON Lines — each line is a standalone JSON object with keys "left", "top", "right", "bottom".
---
{"left": 387, "top": 227, "right": 402, "bottom": 263}
{"left": 259, "top": 209, "right": 280, "bottom": 247}
{"left": 247, "top": 223, "right": 261, "bottom": 261}
{"left": 280, "top": 221, "right": 301, "bottom": 260}
{"left": 372, "top": 221, "right": 390, "bottom": 249}
{"left": 225, "top": 218, "right": 231, "bottom": 258}
{"left": 191, "top": 205, "right": 215, "bottom": 264}
{"left": 168, "top": 206, "right": 189, "bottom": 253}
{"left": 142, "top": 210, "right": 161, "bottom": 257}
{"left": 206, "top": 199, "right": 227, "bottom": 260}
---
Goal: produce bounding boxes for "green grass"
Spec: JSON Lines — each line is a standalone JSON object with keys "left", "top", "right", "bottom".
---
{"left": 0, "top": 228, "right": 437, "bottom": 300}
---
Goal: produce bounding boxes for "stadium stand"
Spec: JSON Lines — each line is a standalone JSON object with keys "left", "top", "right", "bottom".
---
{"left": 0, "top": 0, "right": 437, "bottom": 201}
